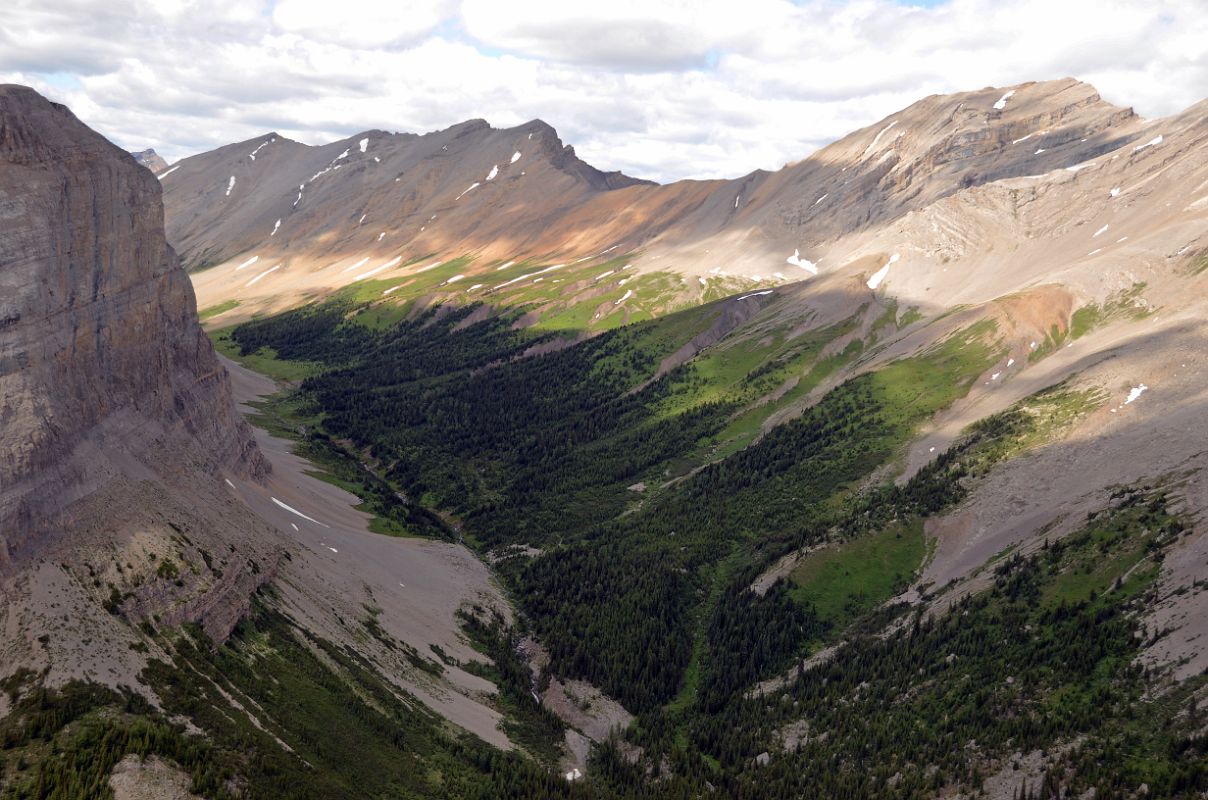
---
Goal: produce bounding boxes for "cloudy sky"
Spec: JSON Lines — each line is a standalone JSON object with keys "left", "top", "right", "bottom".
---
{"left": 3, "top": 0, "right": 1206, "bottom": 182}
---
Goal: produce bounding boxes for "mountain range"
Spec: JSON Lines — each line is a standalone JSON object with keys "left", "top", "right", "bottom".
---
{"left": 1, "top": 76, "right": 1206, "bottom": 798}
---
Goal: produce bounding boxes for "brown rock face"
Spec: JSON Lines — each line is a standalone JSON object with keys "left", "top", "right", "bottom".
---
{"left": 0, "top": 85, "right": 266, "bottom": 565}
{"left": 131, "top": 148, "right": 168, "bottom": 173}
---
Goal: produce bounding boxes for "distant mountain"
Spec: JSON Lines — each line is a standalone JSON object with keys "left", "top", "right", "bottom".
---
{"left": 162, "top": 78, "right": 1159, "bottom": 321}
{"left": 131, "top": 147, "right": 168, "bottom": 173}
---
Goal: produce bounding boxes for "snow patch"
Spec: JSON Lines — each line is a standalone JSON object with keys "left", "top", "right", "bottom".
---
{"left": 416, "top": 260, "right": 443, "bottom": 273}
{"left": 1123, "top": 384, "right": 1148, "bottom": 404}
{"left": 245, "top": 264, "right": 281, "bottom": 287}
{"left": 734, "top": 195, "right": 741, "bottom": 208}
{"left": 270, "top": 219, "right": 281, "bottom": 236}
{"left": 1093, "top": 224, "right": 1109, "bottom": 238}
{"left": 249, "top": 140, "right": 272, "bottom": 160}
{"left": 737, "top": 290, "right": 773, "bottom": 301}
{"left": 359, "top": 137, "right": 368, "bottom": 153}
{"left": 225, "top": 176, "right": 236, "bottom": 196}
{"left": 455, "top": 182, "right": 480, "bottom": 200}
{"left": 699, "top": 277, "right": 708, "bottom": 286}
{"left": 444, "top": 274, "right": 465, "bottom": 284}
{"left": 1110, "top": 187, "right": 1121, "bottom": 197}
{"left": 224, "top": 478, "right": 235, "bottom": 488}
{"left": 867, "top": 253, "right": 899, "bottom": 290}
{"left": 378, "top": 232, "right": 385, "bottom": 241}
{"left": 359, "top": 214, "right": 366, "bottom": 224}
{"left": 341, "top": 257, "right": 371, "bottom": 273}
{"left": 993, "top": 89, "right": 1015, "bottom": 110}
{"left": 786, "top": 249, "right": 818, "bottom": 274}
{"left": 486, "top": 164, "right": 499, "bottom": 181}
{"left": 235, "top": 255, "right": 259, "bottom": 271}
{"left": 511, "top": 151, "right": 522, "bottom": 163}
{"left": 1133, "top": 135, "right": 1163, "bottom": 152}
{"left": 814, "top": 193, "right": 828, "bottom": 206}
{"left": 1088, "top": 248, "right": 1103, "bottom": 256}
{"left": 496, "top": 260, "right": 515, "bottom": 271}
{"left": 353, "top": 256, "right": 403, "bottom": 281}
{"left": 862, "top": 120, "right": 897, "bottom": 158}
{"left": 615, "top": 289, "right": 634, "bottom": 305}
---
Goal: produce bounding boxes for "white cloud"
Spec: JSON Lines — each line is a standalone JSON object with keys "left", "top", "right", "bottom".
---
{"left": 273, "top": 0, "right": 452, "bottom": 48}
{"left": 1, "top": 0, "right": 1205, "bottom": 182}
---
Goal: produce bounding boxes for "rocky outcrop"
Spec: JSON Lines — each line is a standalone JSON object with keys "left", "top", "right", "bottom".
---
{"left": 0, "top": 85, "right": 267, "bottom": 566}
{"left": 131, "top": 148, "right": 168, "bottom": 173}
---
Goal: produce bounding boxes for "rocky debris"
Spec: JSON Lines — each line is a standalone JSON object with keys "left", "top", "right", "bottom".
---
{"left": 109, "top": 754, "right": 202, "bottom": 800}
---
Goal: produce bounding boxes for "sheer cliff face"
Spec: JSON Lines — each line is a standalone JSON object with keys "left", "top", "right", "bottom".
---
{"left": 0, "top": 85, "right": 264, "bottom": 563}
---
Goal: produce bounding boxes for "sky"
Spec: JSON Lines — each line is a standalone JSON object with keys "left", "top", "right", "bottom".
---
{"left": 2, "top": 0, "right": 1206, "bottom": 183}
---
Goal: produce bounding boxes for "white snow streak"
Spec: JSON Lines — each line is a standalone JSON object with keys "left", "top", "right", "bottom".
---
{"left": 341, "top": 257, "right": 371, "bottom": 273}
{"left": 416, "top": 260, "right": 443, "bottom": 272}
{"left": 157, "top": 165, "right": 180, "bottom": 179}
{"left": 270, "top": 219, "right": 281, "bottom": 236}
{"left": 1110, "top": 187, "right": 1121, "bottom": 197}
{"left": 993, "top": 89, "right": 1015, "bottom": 110}
{"left": 353, "top": 256, "right": 403, "bottom": 281}
{"left": 359, "top": 137, "right": 369, "bottom": 153}
{"left": 225, "top": 176, "right": 236, "bottom": 196}
{"left": 615, "top": 289, "right": 634, "bottom": 305}
{"left": 862, "top": 120, "right": 898, "bottom": 158}
{"left": 1133, "top": 135, "right": 1163, "bottom": 152}
{"left": 1123, "top": 384, "right": 1148, "bottom": 404}
{"left": 248, "top": 139, "right": 272, "bottom": 160}
{"left": 1093, "top": 224, "right": 1109, "bottom": 238}
{"left": 867, "top": 254, "right": 899, "bottom": 290}
{"left": 455, "top": 182, "right": 480, "bottom": 200}
{"left": 814, "top": 193, "right": 828, "bottom": 205}
{"left": 737, "top": 290, "right": 774, "bottom": 301}
{"left": 444, "top": 274, "right": 465, "bottom": 284}
{"left": 245, "top": 264, "right": 281, "bottom": 287}
{"left": 496, "top": 260, "right": 515, "bottom": 270}
{"left": 486, "top": 164, "right": 499, "bottom": 181}
{"left": 235, "top": 255, "right": 259, "bottom": 271}
{"left": 511, "top": 151, "right": 522, "bottom": 163}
